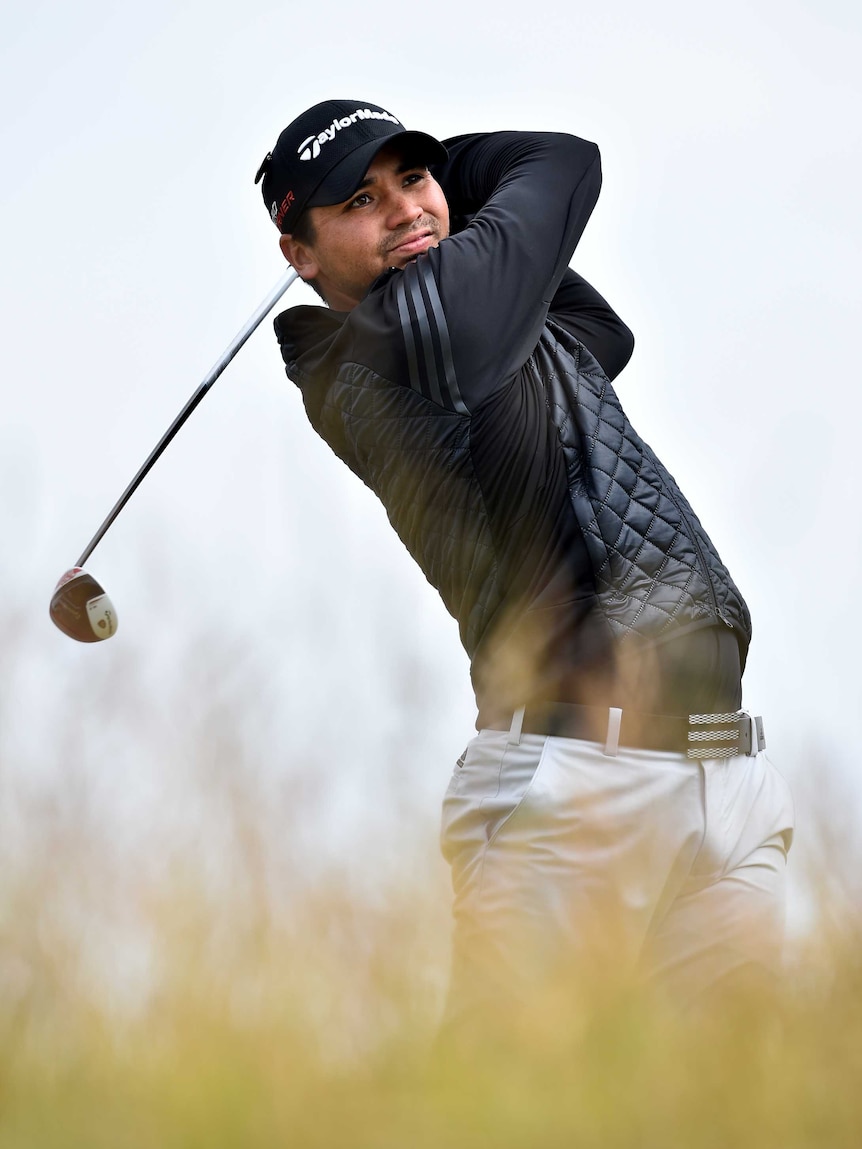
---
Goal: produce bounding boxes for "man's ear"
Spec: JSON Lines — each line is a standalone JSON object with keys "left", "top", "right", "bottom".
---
{"left": 280, "top": 234, "right": 319, "bottom": 282}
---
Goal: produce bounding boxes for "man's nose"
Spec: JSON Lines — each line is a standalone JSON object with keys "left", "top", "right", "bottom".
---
{"left": 386, "top": 191, "right": 423, "bottom": 228}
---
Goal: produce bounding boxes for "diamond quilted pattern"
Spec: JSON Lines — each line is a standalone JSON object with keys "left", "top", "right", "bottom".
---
{"left": 312, "top": 328, "right": 750, "bottom": 678}
{"left": 536, "top": 326, "right": 750, "bottom": 645}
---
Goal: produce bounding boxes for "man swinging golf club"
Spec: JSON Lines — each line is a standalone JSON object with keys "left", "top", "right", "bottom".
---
{"left": 256, "top": 99, "right": 794, "bottom": 1030}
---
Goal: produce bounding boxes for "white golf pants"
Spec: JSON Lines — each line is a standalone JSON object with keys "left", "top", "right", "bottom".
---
{"left": 440, "top": 727, "right": 795, "bottom": 1025}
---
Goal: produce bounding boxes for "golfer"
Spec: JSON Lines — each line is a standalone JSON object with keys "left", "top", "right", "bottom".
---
{"left": 255, "top": 100, "right": 794, "bottom": 1026}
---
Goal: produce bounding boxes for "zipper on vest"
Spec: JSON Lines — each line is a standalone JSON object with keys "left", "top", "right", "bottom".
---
{"left": 662, "top": 485, "right": 734, "bottom": 630}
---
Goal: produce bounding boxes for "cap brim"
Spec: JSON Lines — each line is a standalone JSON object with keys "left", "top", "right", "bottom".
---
{"left": 306, "top": 131, "right": 449, "bottom": 209}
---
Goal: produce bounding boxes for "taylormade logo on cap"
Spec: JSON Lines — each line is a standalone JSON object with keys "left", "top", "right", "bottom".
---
{"left": 296, "top": 107, "right": 401, "bottom": 161}
{"left": 257, "top": 99, "right": 447, "bottom": 234}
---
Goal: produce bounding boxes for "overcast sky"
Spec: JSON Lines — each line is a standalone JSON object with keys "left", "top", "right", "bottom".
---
{"left": 2, "top": 0, "right": 860, "bottom": 875}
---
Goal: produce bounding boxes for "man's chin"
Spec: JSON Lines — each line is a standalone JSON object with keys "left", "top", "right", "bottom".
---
{"left": 388, "top": 232, "right": 440, "bottom": 262}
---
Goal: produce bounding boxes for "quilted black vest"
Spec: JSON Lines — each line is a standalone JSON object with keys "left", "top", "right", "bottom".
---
{"left": 294, "top": 317, "right": 751, "bottom": 717}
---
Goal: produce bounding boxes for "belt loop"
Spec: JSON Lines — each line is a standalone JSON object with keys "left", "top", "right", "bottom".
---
{"left": 508, "top": 706, "right": 525, "bottom": 746}
{"left": 743, "top": 712, "right": 767, "bottom": 757}
{"left": 604, "top": 707, "right": 622, "bottom": 757}
{"left": 755, "top": 715, "right": 766, "bottom": 753}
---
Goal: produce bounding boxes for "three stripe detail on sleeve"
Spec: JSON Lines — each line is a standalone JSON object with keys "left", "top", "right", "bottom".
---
{"left": 395, "top": 261, "right": 467, "bottom": 415}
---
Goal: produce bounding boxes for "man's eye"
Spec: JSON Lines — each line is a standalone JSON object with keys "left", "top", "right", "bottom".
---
{"left": 404, "top": 172, "right": 426, "bottom": 186}
{"left": 349, "top": 192, "right": 372, "bottom": 209}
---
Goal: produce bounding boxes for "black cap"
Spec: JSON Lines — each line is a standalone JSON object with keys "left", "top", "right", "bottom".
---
{"left": 255, "top": 99, "right": 448, "bottom": 234}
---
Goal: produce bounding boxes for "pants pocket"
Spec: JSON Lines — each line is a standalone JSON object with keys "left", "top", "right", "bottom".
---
{"left": 764, "top": 755, "right": 795, "bottom": 854}
{"left": 440, "top": 732, "right": 549, "bottom": 894}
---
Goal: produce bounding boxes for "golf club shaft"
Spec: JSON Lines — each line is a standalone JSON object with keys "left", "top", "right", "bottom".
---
{"left": 75, "top": 267, "right": 299, "bottom": 568}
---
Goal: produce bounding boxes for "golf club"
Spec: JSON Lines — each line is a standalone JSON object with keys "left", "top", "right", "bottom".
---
{"left": 50, "top": 266, "right": 300, "bottom": 643}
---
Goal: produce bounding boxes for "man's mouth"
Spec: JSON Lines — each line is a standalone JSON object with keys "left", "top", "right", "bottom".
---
{"left": 388, "top": 229, "right": 436, "bottom": 257}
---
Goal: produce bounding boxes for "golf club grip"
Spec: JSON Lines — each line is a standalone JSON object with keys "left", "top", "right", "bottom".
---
{"left": 75, "top": 268, "right": 299, "bottom": 568}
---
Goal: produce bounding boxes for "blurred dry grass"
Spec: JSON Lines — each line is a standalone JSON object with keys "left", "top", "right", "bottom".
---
{"left": 1, "top": 628, "right": 861, "bottom": 1147}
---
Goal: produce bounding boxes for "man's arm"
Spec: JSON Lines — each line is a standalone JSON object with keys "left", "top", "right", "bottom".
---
{"left": 376, "top": 131, "right": 603, "bottom": 413}
{"left": 549, "top": 269, "right": 634, "bottom": 382}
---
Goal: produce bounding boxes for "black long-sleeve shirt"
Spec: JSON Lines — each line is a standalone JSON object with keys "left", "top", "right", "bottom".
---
{"left": 437, "top": 132, "right": 634, "bottom": 389}
{"left": 276, "top": 131, "right": 747, "bottom": 723}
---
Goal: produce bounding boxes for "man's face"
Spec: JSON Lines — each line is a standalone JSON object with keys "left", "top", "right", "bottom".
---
{"left": 280, "top": 142, "right": 450, "bottom": 310}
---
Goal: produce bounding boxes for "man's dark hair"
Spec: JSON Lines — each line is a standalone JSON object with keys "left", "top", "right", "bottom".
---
{"left": 291, "top": 212, "right": 326, "bottom": 304}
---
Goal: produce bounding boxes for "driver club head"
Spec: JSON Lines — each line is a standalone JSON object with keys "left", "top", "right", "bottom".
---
{"left": 50, "top": 568, "right": 118, "bottom": 642}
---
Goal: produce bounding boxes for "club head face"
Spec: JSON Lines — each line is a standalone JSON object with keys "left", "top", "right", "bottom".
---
{"left": 50, "top": 568, "right": 118, "bottom": 642}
